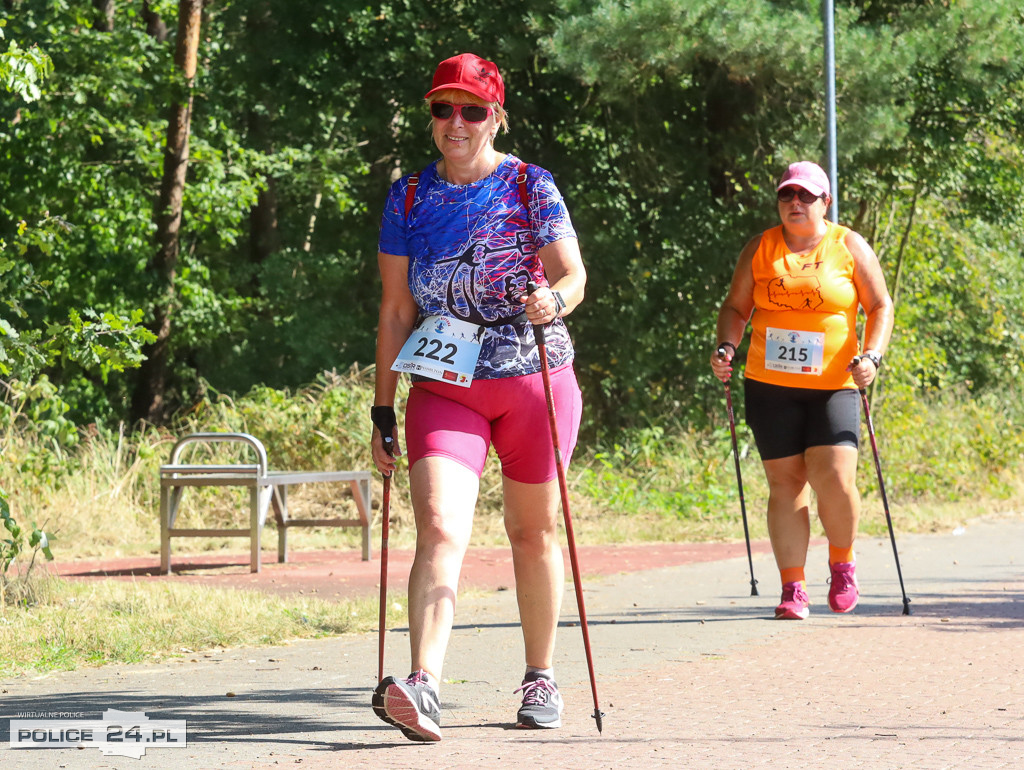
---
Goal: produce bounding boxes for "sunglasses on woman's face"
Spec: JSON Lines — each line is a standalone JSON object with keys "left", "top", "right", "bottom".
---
{"left": 777, "top": 187, "right": 824, "bottom": 204}
{"left": 429, "top": 101, "right": 493, "bottom": 123}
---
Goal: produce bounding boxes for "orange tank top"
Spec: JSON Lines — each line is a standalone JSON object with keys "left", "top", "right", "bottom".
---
{"left": 746, "top": 222, "right": 858, "bottom": 390}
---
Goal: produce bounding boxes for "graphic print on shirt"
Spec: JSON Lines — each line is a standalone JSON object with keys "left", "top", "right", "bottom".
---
{"left": 767, "top": 274, "right": 824, "bottom": 311}
{"left": 746, "top": 223, "right": 859, "bottom": 390}
{"left": 439, "top": 232, "right": 535, "bottom": 327}
{"left": 378, "top": 156, "right": 577, "bottom": 380}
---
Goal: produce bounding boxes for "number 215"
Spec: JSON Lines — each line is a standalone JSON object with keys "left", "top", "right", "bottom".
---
{"left": 778, "top": 345, "right": 809, "bottom": 362}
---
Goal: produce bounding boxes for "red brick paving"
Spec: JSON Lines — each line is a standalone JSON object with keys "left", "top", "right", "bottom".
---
{"left": 51, "top": 539, "right": 783, "bottom": 600}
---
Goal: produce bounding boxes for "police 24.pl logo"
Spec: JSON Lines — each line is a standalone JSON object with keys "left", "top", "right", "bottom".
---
{"left": 10, "top": 708, "right": 187, "bottom": 758}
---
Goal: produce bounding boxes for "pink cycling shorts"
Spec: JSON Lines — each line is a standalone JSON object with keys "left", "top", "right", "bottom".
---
{"left": 404, "top": 363, "right": 583, "bottom": 484}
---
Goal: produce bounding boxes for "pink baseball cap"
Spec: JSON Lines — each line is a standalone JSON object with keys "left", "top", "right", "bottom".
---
{"left": 425, "top": 53, "right": 505, "bottom": 106}
{"left": 776, "top": 161, "right": 830, "bottom": 197}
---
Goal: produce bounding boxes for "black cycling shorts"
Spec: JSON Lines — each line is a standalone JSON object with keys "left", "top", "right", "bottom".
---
{"left": 742, "top": 378, "right": 861, "bottom": 461}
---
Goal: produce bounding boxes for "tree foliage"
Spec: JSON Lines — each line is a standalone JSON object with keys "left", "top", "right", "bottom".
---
{"left": 0, "top": 0, "right": 1020, "bottom": 439}
{"left": 546, "top": 0, "right": 1024, "bottom": 428}
{"left": 1, "top": 17, "right": 153, "bottom": 393}
{"left": 2, "top": 18, "right": 145, "bottom": 575}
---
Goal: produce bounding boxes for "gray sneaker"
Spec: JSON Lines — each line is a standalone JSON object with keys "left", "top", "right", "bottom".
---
{"left": 515, "top": 672, "right": 564, "bottom": 729}
{"left": 372, "top": 670, "right": 442, "bottom": 742}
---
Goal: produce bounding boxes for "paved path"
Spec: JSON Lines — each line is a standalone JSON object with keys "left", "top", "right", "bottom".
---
{"left": 3, "top": 516, "right": 1023, "bottom": 769}
{"left": 48, "top": 539, "right": 782, "bottom": 599}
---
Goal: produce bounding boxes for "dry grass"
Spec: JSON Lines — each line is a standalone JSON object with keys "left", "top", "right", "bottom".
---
{"left": 2, "top": 366, "right": 1021, "bottom": 676}
{"left": 0, "top": 575, "right": 388, "bottom": 679}
{"left": 5, "top": 369, "right": 1023, "bottom": 563}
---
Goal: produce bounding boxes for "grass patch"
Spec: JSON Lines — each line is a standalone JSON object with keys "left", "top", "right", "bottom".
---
{"left": 1, "top": 366, "right": 1021, "bottom": 676}
{"left": 2, "top": 366, "right": 1022, "bottom": 561}
{"left": 0, "top": 576, "right": 391, "bottom": 679}
{"left": 567, "top": 385, "right": 1024, "bottom": 546}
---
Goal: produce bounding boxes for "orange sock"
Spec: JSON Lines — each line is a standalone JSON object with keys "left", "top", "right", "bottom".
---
{"left": 780, "top": 567, "right": 805, "bottom": 587}
{"left": 829, "top": 544, "right": 855, "bottom": 565}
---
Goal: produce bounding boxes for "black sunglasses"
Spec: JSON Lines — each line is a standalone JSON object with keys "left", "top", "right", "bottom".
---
{"left": 777, "top": 187, "right": 825, "bottom": 204}
{"left": 429, "top": 102, "right": 493, "bottom": 123}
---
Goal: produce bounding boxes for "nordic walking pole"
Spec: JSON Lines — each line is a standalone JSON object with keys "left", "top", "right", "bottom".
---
{"left": 527, "top": 282, "right": 604, "bottom": 733}
{"left": 850, "top": 362, "right": 911, "bottom": 615}
{"left": 372, "top": 407, "right": 398, "bottom": 683}
{"left": 717, "top": 347, "right": 758, "bottom": 596}
{"left": 377, "top": 449, "right": 392, "bottom": 683}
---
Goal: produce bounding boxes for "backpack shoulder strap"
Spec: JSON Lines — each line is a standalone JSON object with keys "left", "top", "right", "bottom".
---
{"left": 515, "top": 161, "right": 530, "bottom": 212}
{"left": 515, "top": 160, "right": 534, "bottom": 234}
{"left": 403, "top": 174, "right": 419, "bottom": 219}
{"left": 405, "top": 164, "right": 529, "bottom": 220}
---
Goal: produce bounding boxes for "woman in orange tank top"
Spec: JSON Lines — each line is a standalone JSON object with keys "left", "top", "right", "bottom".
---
{"left": 710, "top": 161, "right": 894, "bottom": 621}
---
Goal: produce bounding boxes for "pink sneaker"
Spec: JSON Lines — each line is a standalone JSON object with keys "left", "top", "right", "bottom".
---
{"left": 775, "top": 581, "right": 810, "bottom": 620}
{"left": 828, "top": 561, "right": 859, "bottom": 613}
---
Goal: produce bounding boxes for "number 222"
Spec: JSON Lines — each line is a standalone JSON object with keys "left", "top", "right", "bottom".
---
{"left": 413, "top": 337, "right": 457, "bottom": 364}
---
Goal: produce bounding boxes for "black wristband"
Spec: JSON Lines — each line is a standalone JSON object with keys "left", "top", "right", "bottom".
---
{"left": 717, "top": 341, "right": 737, "bottom": 357}
{"left": 861, "top": 350, "right": 882, "bottom": 370}
{"left": 552, "top": 290, "right": 566, "bottom": 315}
{"left": 370, "top": 406, "right": 397, "bottom": 442}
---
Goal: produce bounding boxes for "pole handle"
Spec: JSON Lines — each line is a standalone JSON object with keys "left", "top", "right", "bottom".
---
{"left": 526, "top": 280, "right": 546, "bottom": 345}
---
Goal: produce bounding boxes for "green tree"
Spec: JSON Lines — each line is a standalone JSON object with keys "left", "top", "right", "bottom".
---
{"left": 1, "top": 0, "right": 1022, "bottom": 439}
{"left": 1, "top": 19, "right": 153, "bottom": 581}
{"left": 1, "top": 18, "right": 152, "bottom": 389}
{"left": 131, "top": 0, "right": 204, "bottom": 423}
{"left": 544, "top": 0, "right": 1024, "bottom": 431}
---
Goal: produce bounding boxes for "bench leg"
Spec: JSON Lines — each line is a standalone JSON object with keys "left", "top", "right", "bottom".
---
{"left": 274, "top": 486, "right": 289, "bottom": 564}
{"left": 353, "top": 477, "right": 372, "bottom": 561}
{"left": 250, "top": 486, "right": 261, "bottom": 573}
{"left": 160, "top": 485, "right": 172, "bottom": 574}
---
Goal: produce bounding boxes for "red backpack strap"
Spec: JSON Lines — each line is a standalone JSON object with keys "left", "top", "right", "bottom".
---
{"left": 404, "top": 174, "right": 419, "bottom": 219}
{"left": 407, "top": 166, "right": 527, "bottom": 219}
{"left": 516, "top": 161, "right": 530, "bottom": 212}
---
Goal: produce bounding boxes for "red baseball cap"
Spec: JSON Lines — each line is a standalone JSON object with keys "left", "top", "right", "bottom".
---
{"left": 776, "top": 161, "right": 830, "bottom": 197}
{"left": 425, "top": 53, "right": 505, "bottom": 106}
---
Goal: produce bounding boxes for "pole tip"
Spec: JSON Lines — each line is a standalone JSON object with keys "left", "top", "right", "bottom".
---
{"left": 593, "top": 709, "right": 605, "bottom": 733}
{"left": 750, "top": 580, "right": 759, "bottom": 597}
{"left": 902, "top": 599, "right": 912, "bottom": 616}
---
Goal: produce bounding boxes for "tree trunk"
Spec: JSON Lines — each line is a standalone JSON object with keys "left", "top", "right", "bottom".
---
{"left": 889, "top": 182, "right": 922, "bottom": 310}
{"left": 142, "top": 0, "right": 169, "bottom": 42}
{"left": 249, "top": 178, "right": 281, "bottom": 269}
{"left": 700, "top": 61, "right": 755, "bottom": 201}
{"left": 245, "top": 5, "right": 280, "bottom": 281}
{"left": 92, "top": 0, "right": 115, "bottom": 31}
{"left": 247, "top": 110, "right": 280, "bottom": 275}
{"left": 131, "top": 0, "right": 202, "bottom": 425}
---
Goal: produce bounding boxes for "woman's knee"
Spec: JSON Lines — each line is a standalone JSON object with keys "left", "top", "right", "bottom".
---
{"left": 763, "top": 460, "right": 808, "bottom": 499}
{"left": 505, "top": 517, "right": 559, "bottom": 553}
{"left": 502, "top": 476, "right": 560, "bottom": 549}
{"left": 414, "top": 515, "right": 468, "bottom": 551}
{"left": 806, "top": 446, "right": 859, "bottom": 497}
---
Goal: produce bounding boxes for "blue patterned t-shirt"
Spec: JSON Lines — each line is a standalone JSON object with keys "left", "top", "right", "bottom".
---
{"left": 378, "top": 154, "right": 578, "bottom": 380}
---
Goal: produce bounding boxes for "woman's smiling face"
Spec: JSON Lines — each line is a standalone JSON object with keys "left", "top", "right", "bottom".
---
{"left": 430, "top": 89, "right": 497, "bottom": 167}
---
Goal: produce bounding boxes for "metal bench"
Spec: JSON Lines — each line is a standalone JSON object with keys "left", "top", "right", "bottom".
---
{"left": 159, "top": 432, "right": 373, "bottom": 574}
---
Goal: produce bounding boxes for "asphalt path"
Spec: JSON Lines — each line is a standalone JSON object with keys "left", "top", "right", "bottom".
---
{"left": 2, "top": 514, "right": 1022, "bottom": 769}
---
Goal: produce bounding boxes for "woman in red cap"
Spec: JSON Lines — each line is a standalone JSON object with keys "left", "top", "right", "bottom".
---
{"left": 369, "top": 53, "right": 586, "bottom": 741}
{"left": 711, "top": 160, "right": 894, "bottom": 621}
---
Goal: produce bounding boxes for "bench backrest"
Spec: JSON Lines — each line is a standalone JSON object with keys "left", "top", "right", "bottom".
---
{"left": 166, "top": 432, "right": 269, "bottom": 477}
